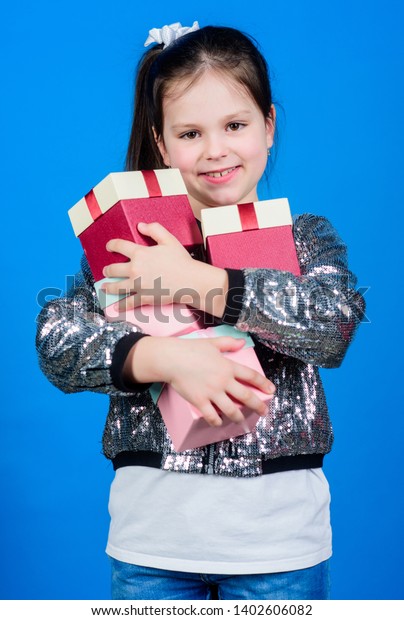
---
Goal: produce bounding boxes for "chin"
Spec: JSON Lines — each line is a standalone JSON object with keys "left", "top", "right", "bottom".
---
{"left": 216, "top": 192, "right": 254, "bottom": 207}
{"left": 192, "top": 182, "right": 257, "bottom": 210}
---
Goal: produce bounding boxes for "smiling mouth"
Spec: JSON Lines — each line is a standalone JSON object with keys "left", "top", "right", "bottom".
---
{"left": 202, "top": 166, "right": 238, "bottom": 178}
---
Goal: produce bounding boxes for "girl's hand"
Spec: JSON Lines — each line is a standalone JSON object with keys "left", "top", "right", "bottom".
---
{"left": 102, "top": 222, "right": 194, "bottom": 310}
{"left": 102, "top": 222, "right": 229, "bottom": 316}
{"left": 125, "top": 336, "right": 276, "bottom": 426}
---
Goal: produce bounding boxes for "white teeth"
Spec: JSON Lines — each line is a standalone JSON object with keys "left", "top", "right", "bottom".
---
{"left": 205, "top": 166, "right": 236, "bottom": 178}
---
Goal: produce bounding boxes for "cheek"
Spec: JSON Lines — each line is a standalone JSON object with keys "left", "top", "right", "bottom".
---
{"left": 243, "top": 139, "right": 268, "bottom": 174}
{"left": 163, "top": 141, "right": 195, "bottom": 173}
{"left": 246, "top": 131, "right": 268, "bottom": 158}
{"left": 170, "top": 153, "right": 193, "bottom": 173}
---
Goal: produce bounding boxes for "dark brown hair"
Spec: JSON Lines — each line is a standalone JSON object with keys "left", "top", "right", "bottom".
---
{"left": 126, "top": 26, "right": 274, "bottom": 171}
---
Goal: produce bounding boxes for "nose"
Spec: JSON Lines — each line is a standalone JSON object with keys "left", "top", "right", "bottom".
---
{"left": 203, "top": 134, "right": 229, "bottom": 160}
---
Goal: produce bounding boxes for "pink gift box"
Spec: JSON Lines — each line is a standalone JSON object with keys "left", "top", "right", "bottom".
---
{"left": 201, "top": 198, "right": 301, "bottom": 275}
{"left": 94, "top": 277, "right": 204, "bottom": 337}
{"left": 151, "top": 326, "right": 272, "bottom": 451}
{"left": 103, "top": 300, "right": 203, "bottom": 337}
{"left": 103, "top": 304, "right": 203, "bottom": 337}
{"left": 68, "top": 169, "right": 202, "bottom": 281}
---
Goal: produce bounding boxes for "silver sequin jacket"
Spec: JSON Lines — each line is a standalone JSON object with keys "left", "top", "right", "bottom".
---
{"left": 36, "top": 214, "right": 365, "bottom": 477}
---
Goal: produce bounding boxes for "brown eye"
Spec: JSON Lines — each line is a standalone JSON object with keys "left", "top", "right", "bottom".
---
{"left": 181, "top": 131, "right": 199, "bottom": 140}
{"left": 227, "top": 122, "right": 245, "bottom": 132}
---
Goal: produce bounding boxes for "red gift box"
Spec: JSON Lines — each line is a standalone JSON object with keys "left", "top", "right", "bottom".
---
{"left": 68, "top": 169, "right": 202, "bottom": 281}
{"left": 200, "top": 198, "right": 301, "bottom": 275}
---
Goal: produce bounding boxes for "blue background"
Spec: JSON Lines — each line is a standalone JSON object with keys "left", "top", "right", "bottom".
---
{"left": 2, "top": 0, "right": 403, "bottom": 600}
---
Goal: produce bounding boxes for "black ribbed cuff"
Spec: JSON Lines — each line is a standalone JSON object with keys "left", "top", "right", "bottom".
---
{"left": 221, "top": 269, "right": 245, "bottom": 325}
{"left": 110, "top": 332, "right": 152, "bottom": 393}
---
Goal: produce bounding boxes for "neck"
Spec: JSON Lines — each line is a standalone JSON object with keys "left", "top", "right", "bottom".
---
{"left": 187, "top": 189, "right": 261, "bottom": 221}
{"left": 187, "top": 196, "right": 205, "bottom": 222}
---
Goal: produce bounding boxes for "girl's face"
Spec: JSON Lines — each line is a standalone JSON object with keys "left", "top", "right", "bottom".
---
{"left": 156, "top": 70, "right": 275, "bottom": 220}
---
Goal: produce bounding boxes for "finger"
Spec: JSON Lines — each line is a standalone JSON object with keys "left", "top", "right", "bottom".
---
{"left": 115, "top": 293, "right": 141, "bottom": 312}
{"left": 137, "top": 221, "right": 178, "bottom": 246}
{"left": 195, "top": 400, "right": 223, "bottom": 427}
{"left": 228, "top": 379, "right": 269, "bottom": 417}
{"left": 102, "top": 278, "right": 136, "bottom": 296}
{"left": 106, "top": 238, "right": 139, "bottom": 257}
{"left": 103, "top": 263, "right": 133, "bottom": 279}
{"left": 233, "top": 364, "right": 276, "bottom": 395}
{"left": 208, "top": 336, "right": 246, "bottom": 353}
{"left": 212, "top": 393, "right": 245, "bottom": 424}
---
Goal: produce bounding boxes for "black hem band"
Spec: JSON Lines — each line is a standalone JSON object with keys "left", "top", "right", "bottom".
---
{"left": 262, "top": 453, "right": 323, "bottom": 474}
{"left": 111, "top": 450, "right": 324, "bottom": 474}
{"left": 112, "top": 451, "right": 163, "bottom": 471}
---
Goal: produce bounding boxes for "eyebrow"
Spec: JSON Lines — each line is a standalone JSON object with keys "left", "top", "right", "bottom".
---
{"left": 170, "top": 110, "right": 253, "bottom": 130}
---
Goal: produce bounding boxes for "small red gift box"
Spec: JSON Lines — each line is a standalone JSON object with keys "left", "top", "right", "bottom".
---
{"left": 200, "top": 198, "right": 301, "bottom": 275}
{"left": 149, "top": 326, "right": 272, "bottom": 452}
{"left": 68, "top": 169, "right": 202, "bottom": 281}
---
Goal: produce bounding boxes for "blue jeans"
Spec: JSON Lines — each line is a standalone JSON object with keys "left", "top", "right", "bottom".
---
{"left": 110, "top": 558, "right": 330, "bottom": 600}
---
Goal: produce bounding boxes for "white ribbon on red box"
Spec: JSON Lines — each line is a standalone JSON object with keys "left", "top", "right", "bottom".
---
{"left": 200, "top": 198, "right": 292, "bottom": 247}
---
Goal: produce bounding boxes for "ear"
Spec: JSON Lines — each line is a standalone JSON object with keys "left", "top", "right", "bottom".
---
{"left": 265, "top": 104, "right": 276, "bottom": 150}
{"left": 153, "top": 127, "right": 171, "bottom": 167}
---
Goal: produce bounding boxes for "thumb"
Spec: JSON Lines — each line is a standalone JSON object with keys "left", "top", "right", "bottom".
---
{"left": 209, "top": 336, "right": 246, "bottom": 353}
{"left": 137, "top": 221, "right": 177, "bottom": 246}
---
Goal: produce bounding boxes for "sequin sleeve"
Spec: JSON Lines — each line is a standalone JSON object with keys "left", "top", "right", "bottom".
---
{"left": 227, "top": 213, "right": 365, "bottom": 368}
{"left": 35, "top": 255, "right": 148, "bottom": 396}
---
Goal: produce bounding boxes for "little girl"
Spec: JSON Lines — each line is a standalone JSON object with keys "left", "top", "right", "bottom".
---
{"left": 36, "top": 23, "right": 365, "bottom": 600}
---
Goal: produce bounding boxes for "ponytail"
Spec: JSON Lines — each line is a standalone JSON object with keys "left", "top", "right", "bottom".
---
{"left": 125, "top": 45, "right": 166, "bottom": 171}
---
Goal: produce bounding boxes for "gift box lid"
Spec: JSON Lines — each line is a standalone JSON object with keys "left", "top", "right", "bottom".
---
{"left": 68, "top": 169, "right": 188, "bottom": 237}
{"left": 200, "top": 198, "right": 292, "bottom": 247}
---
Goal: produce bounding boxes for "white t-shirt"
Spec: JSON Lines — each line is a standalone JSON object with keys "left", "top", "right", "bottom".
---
{"left": 106, "top": 466, "right": 332, "bottom": 574}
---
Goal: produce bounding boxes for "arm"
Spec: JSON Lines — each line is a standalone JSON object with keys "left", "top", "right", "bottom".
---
{"left": 100, "top": 216, "right": 364, "bottom": 370}
{"left": 35, "top": 254, "right": 150, "bottom": 396}
{"left": 220, "top": 214, "right": 366, "bottom": 368}
{"left": 36, "top": 254, "right": 275, "bottom": 424}
{"left": 122, "top": 333, "right": 275, "bottom": 427}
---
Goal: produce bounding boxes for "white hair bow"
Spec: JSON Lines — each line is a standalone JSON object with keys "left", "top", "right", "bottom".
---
{"left": 144, "top": 21, "right": 200, "bottom": 48}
